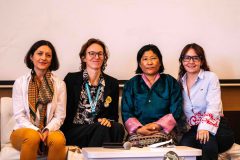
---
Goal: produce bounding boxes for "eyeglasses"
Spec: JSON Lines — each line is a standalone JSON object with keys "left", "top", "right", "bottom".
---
{"left": 182, "top": 55, "right": 201, "bottom": 62}
{"left": 87, "top": 51, "right": 104, "bottom": 58}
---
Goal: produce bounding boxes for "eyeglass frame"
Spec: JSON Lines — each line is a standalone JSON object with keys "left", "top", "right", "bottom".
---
{"left": 181, "top": 55, "right": 201, "bottom": 62}
{"left": 87, "top": 51, "right": 104, "bottom": 58}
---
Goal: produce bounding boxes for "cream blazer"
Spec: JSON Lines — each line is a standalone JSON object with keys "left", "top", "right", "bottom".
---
{"left": 12, "top": 72, "right": 66, "bottom": 132}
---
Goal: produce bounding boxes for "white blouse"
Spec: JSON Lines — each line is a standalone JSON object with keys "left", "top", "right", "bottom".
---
{"left": 181, "top": 69, "right": 223, "bottom": 135}
{"left": 12, "top": 72, "right": 66, "bottom": 132}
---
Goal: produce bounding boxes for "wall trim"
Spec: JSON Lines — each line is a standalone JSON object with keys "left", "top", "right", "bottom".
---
{"left": 1, "top": 79, "right": 240, "bottom": 86}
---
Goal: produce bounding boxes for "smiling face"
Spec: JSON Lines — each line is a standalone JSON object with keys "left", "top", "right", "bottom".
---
{"left": 182, "top": 48, "right": 202, "bottom": 75}
{"left": 139, "top": 50, "right": 161, "bottom": 76}
{"left": 83, "top": 43, "right": 104, "bottom": 71}
{"left": 30, "top": 45, "right": 52, "bottom": 74}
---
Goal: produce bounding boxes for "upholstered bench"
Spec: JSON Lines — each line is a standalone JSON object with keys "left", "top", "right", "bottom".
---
{"left": 0, "top": 97, "right": 48, "bottom": 159}
{"left": 1, "top": 97, "right": 239, "bottom": 160}
{"left": 0, "top": 97, "right": 83, "bottom": 160}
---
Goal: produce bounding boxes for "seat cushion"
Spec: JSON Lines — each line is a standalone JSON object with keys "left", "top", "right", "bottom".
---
{"left": 1, "top": 143, "right": 47, "bottom": 160}
{"left": 1, "top": 143, "right": 23, "bottom": 160}
{"left": 1, "top": 97, "right": 15, "bottom": 147}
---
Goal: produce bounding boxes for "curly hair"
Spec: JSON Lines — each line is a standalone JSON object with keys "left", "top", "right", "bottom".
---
{"left": 79, "top": 38, "right": 109, "bottom": 71}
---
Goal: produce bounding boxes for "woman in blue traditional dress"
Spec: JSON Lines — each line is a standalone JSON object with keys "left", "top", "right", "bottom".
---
{"left": 121, "top": 44, "right": 182, "bottom": 145}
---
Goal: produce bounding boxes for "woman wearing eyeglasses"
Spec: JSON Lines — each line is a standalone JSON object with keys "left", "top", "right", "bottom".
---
{"left": 61, "top": 38, "right": 124, "bottom": 147}
{"left": 178, "top": 43, "right": 234, "bottom": 160}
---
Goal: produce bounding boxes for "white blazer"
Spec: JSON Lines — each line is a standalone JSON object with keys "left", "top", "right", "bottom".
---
{"left": 12, "top": 72, "right": 66, "bottom": 132}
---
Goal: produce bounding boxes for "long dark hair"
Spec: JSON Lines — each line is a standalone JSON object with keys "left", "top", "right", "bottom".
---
{"left": 135, "top": 44, "right": 164, "bottom": 74}
{"left": 178, "top": 43, "right": 210, "bottom": 80}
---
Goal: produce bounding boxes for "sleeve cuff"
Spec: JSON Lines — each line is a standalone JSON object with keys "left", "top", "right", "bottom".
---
{"left": 42, "top": 128, "right": 49, "bottom": 133}
{"left": 198, "top": 123, "right": 218, "bottom": 135}
{"left": 154, "top": 114, "right": 176, "bottom": 133}
{"left": 198, "top": 113, "right": 220, "bottom": 135}
{"left": 125, "top": 117, "right": 143, "bottom": 135}
{"left": 30, "top": 125, "right": 39, "bottom": 131}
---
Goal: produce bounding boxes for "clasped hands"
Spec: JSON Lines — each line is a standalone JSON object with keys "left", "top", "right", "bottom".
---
{"left": 38, "top": 129, "right": 49, "bottom": 142}
{"left": 136, "top": 123, "right": 161, "bottom": 136}
{"left": 37, "top": 129, "right": 49, "bottom": 155}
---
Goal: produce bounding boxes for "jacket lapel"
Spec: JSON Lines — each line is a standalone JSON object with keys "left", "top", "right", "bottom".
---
{"left": 103, "top": 74, "right": 110, "bottom": 102}
{"left": 73, "top": 72, "right": 83, "bottom": 112}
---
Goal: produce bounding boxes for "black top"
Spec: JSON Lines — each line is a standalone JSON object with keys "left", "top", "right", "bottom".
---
{"left": 61, "top": 71, "right": 119, "bottom": 132}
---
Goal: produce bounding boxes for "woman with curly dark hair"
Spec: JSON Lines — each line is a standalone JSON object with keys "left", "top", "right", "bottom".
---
{"left": 61, "top": 38, "right": 124, "bottom": 147}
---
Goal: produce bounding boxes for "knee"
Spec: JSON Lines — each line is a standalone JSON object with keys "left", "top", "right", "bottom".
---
{"left": 47, "top": 131, "right": 66, "bottom": 147}
{"left": 23, "top": 129, "right": 41, "bottom": 146}
{"left": 202, "top": 141, "right": 218, "bottom": 154}
{"left": 95, "top": 123, "right": 109, "bottom": 131}
{"left": 112, "top": 122, "right": 124, "bottom": 133}
{"left": 179, "top": 136, "right": 194, "bottom": 147}
{"left": 112, "top": 122, "right": 124, "bottom": 129}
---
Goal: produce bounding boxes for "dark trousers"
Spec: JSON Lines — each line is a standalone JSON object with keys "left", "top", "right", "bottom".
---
{"left": 180, "top": 126, "right": 218, "bottom": 160}
{"left": 65, "top": 122, "right": 125, "bottom": 148}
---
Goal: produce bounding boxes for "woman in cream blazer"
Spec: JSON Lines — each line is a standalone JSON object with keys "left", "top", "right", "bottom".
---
{"left": 11, "top": 40, "right": 67, "bottom": 160}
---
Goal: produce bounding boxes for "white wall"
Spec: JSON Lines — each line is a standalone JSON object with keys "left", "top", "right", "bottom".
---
{"left": 0, "top": 0, "right": 240, "bottom": 80}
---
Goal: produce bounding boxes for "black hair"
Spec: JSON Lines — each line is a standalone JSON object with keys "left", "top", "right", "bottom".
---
{"left": 24, "top": 40, "right": 59, "bottom": 71}
{"left": 135, "top": 44, "right": 164, "bottom": 74}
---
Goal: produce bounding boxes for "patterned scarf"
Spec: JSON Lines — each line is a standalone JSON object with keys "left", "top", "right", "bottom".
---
{"left": 28, "top": 70, "right": 54, "bottom": 130}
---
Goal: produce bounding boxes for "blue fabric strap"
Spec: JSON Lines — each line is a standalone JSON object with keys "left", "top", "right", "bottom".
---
{"left": 85, "top": 83, "right": 101, "bottom": 117}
